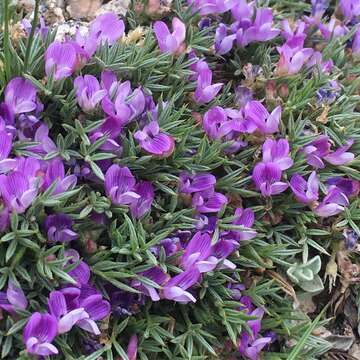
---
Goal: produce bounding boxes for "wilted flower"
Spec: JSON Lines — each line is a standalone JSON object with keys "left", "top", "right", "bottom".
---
{"left": 23, "top": 312, "right": 58, "bottom": 356}
{"left": 45, "top": 41, "right": 77, "bottom": 80}
{"left": 154, "top": 17, "right": 186, "bottom": 54}
{"left": 290, "top": 172, "right": 319, "bottom": 204}
{"left": 44, "top": 214, "right": 78, "bottom": 243}
{"left": 74, "top": 75, "right": 107, "bottom": 112}
{"left": 134, "top": 121, "right": 175, "bottom": 157}
{"left": 343, "top": 229, "right": 358, "bottom": 250}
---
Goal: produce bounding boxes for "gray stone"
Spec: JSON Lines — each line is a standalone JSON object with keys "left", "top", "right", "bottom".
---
{"left": 96, "top": 0, "right": 130, "bottom": 17}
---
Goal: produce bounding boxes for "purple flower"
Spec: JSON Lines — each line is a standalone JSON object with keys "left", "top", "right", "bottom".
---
{"left": 0, "top": 130, "right": 12, "bottom": 161}
{"left": 129, "top": 181, "right": 154, "bottom": 218}
{"left": 25, "top": 123, "right": 58, "bottom": 156}
{"left": 44, "top": 214, "right": 78, "bottom": 243}
{"left": 74, "top": 75, "right": 107, "bottom": 112}
{"left": 326, "top": 177, "right": 359, "bottom": 198}
{"left": 231, "top": 0, "right": 254, "bottom": 23}
{"left": 314, "top": 186, "right": 349, "bottom": 217}
{"left": 181, "top": 232, "right": 217, "bottom": 273}
{"left": 352, "top": 26, "right": 360, "bottom": 56}
{"left": 230, "top": 207, "right": 257, "bottom": 241}
{"left": 323, "top": 139, "right": 355, "bottom": 166}
{"left": 252, "top": 162, "right": 288, "bottom": 197}
{"left": 23, "top": 312, "right": 58, "bottom": 356}
{"left": 188, "top": 0, "right": 237, "bottom": 16}
{"left": 64, "top": 249, "right": 91, "bottom": 285}
{"left": 89, "top": 117, "right": 123, "bottom": 153}
{"left": 235, "top": 86, "right": 253, "bottom": 107}
{"left": 343, "top": 229, "right": 358, "bottom": 250}
{"left": 290, "top": 172, "right": 319, "bottom": 204}
{"left": 311, "top": 0, "right": 329, "bottom": 18}
{"left": 89, "top": 12, "right": 125, "bottom": 46}
{"left": 150, "top": 237, "right": 181, "bottom": 257}
{"left": 303, "top": 135, "right": 331, "bottom": 168}
{"left": 281, "top": 20, "right": 307, "bottom": 48}
{"left": 236, "top": 8, "right": 280, "bottom": 47}
{"left": 132, "top": 267, "right": 169, "bottom": 301}
{"left": 126, "top": 335, "right": 138, "bottom": 360}
{"left": 45, "top": 41, "right": 77, "bottom": 80}
{"left": 43, "top": 159, "right": 77, "bottom": 195}
{"left": 48, "top": 286, "right": 110, "bottom": 335}
{"left": 154, "top": 17, "right": 186, "bottom": 54}
{"left": 194, "top": 68, "right": 223, "bottom": 104}
{"left": 179, "top": 172, "right": 216, "bottom": 193}
{"left": 4, "top": 77, "right": 38, "bottom": 115}
{"left": 102, "top": 83, "right": 145, "bottom": 125}
{"left": 319, "top": 18, "right": 347, "bottom": 40}
{"left": 192, "top": 189, "right": 228, "bottom": 213}
{"left": 105, "top": 164, "right": 140, "bottom": 205}
{"left": 339, "top": 0, "right": 360, "bottom": 23}
{"left": 163, "top": 267, "right": 200, "bottom": 303}
{"left": 262, "top": 139, "right": 293, "bottom": 170}
{"left": 0, "top": 171, "right": 38, "bottom": 213}
{"left": 244, "top": 101, "right": 281, "bottom": 134}
{"left": 215, "top": 24, "right": 236, "bottom": 55}
{"left": 0, "top": 280, "right": 28, "bottom": 315}
{"left": 134, "top": 121, "right": 175, "bottom": 157}
{"left": 276, "top": 44, "right": 313, "bottom": 75}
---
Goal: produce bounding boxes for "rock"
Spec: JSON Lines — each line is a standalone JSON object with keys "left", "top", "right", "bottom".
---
{"left": 96, "top": 0, "right": 130, "bottom": 17}
{"left": 55, "top": 20, "right": 89, "bottom": 41}
{"left": 42, "top": 0, "right": 65, "bottom": 25}
{"left": 66, "top": 0, "right": 103, "bottom": 21}
{"left": 17, "top": 0, "right": 35, "bottom": 13}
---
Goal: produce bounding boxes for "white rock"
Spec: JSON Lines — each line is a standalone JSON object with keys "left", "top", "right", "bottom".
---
{"left": 95, "top": 0, "right": 130, "bottom": 17}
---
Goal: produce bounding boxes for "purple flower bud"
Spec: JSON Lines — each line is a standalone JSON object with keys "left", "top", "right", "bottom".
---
{"left": 89, "top": 12, "right": 125, "bottom": 46}
{"left": 252, "top": 162, "right": 288, "bottom": 197}
{"left": 45, "top": 41, "right": 77, "bottom": 80}
{"left": 194, "top": 69, "right": 223, "bottom": 104}
{"left": 105, "top": 164, "right": 140, "bottom": 205}
{"left": 154, "top": 17, "right": 186, "bottom": 54}
{"left": 44, "top": 214, "right": 78, "bottom": 243}
{"left": 4, "top": 77, "right": 38, "bottom": 115}
{"left": 352, "top": 26, "right": 360, "bottom": 56}
{"left": 314, "top": 186, "right": 349, "bottom": 217}
{"left": 74, "top": 75, "right": 107, "bottom": 112}
{"left": 134, "top": 121, "right": 175, "bottom": 157}
{"left": 290, "top": 172, "right": 319, "bottom": 204}
{"left": 244, "top": 101, "right": 281, "bottom": 134}
{"left": 127, "top": 335, "right": 138, "bottom": 360}
{"left": 262, "top": 138, "right": 293, "bottom": 170}
{"left": 23, "top": 312, "right": 58, "bottom": 356}
{"left": 129, "top": 181, "right": 154, "bottom": 218}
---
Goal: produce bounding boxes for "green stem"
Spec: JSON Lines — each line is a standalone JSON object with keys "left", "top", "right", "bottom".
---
{"left": 23, "top": 0, "right": 40, "bottom": 73}
{"left": 3, "top": 0, "right": 11, "bottom": 81}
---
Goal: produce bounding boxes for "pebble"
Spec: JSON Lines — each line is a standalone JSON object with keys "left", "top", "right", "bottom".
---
{"left": 66, "top": 0, "right": 103, "bottom": 20}
{"left": 95, "top": 0, "right": 130, "bottom": 17}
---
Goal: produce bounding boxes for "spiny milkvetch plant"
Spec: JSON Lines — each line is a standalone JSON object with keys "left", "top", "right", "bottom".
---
{"left": 0, "top": 0, "right": 359, "bottom": 359}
